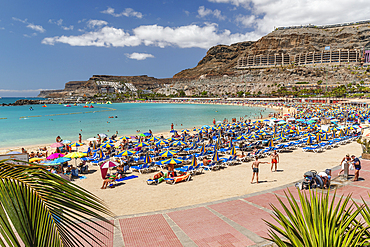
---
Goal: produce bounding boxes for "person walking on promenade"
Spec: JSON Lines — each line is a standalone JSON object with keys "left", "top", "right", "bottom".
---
{"left": 270, "top": 150, "right": 279, "bottom": 172}
{"left": 251, "top": 157, "right": 268, "bottom": 184}
{"left": 351, "top": 155, "right": 361, "bottom": 181}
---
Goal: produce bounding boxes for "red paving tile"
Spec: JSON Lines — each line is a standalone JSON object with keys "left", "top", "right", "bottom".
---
{"left": 119, "top": 214, "right": 182, "bottom": 247}
{"left": 245, "top": 193, "right": 292, "bottom": 213}
{"left": 353, "top": 170, "right": 370, "bottom": 187}
{"left": 73, "top": 220, "right": 114, "bottom": 247}
{"left": 335, "top": 185, "right": 370, "bottom": 202}
{"left": 209, "top": 200, "right": 277, "bottom": 239}
{"left": 168, "top": 207, "right": 254, "bottom": 247}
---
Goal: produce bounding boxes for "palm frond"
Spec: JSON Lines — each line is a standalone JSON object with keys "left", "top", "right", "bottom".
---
{"left": 0, "top": 159, "right": 115, "bottom": 247}
{"left": 264, "top": 188, "right": 368, "bottom": 247}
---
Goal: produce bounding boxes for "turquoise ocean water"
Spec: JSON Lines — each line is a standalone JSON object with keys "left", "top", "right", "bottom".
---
{"left": 0, "top": 102, "right": 274, "bottom": 148}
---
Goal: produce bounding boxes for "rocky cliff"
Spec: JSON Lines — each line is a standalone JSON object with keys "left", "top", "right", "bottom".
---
{"left": 39, "top": 22, "right": 370, "bottom": 98}
{"left": 174, "top": 23, "right": 370, "bottom": 78}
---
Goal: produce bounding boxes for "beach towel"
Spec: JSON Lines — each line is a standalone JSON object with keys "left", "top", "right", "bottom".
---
{"left": 116, "top": 175, "right": 138, "bottom": 182}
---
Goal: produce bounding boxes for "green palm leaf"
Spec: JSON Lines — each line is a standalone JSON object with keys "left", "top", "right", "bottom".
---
{"left": 264, "top": 189, "right": 369, "bottom": 247}
{"left": 0, "top": 159, "right": 114, "bottom": 247}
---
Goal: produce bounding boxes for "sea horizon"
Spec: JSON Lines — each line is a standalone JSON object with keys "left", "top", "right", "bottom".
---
{"left": 0, "top": 102, "right": 275, "bottom": 149}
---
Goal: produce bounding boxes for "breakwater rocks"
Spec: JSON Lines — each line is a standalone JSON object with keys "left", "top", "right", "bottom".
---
{"left": 1, "top": 99, "right": 86, "bottom": 106}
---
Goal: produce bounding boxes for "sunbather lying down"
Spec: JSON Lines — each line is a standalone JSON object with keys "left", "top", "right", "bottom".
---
{"left": 147, "top": 171, "right": 168, "bottom": 185}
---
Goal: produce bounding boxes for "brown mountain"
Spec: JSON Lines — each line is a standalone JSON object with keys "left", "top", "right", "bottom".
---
{"left": 174, "top": 23, "right": 370, "bottom": 78}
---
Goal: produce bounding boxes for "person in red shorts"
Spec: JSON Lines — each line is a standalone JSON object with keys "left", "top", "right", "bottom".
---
{"left": 270, "top": 150, "right": 279, "bottom": 172}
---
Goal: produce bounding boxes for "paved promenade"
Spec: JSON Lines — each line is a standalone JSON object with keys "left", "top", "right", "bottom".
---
{"left": 86, "top": 159, "right": 370, "bottom": 247}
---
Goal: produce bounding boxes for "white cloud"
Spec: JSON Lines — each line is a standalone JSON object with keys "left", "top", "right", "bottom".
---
{"left": 126, "top": 52, "right": 154, "bottom": 60}
{"left": 235, "top": 14, "right": 256, "bottom": 27}
{"left": 24, "top": 33, "right": 37, "bottom": 38}
{"left": 87, "top": 19, "right": 108, "bottom": 28}
{"left": 49, "top": 19, "right": 63, "bottom": 26}
{"left": 101, "top": 7, "right": 143, "bottom": 19}
{"left": 210, "top": 0, "right": 370, "bottom": 36}
{"left": 26, "top": 23, "right": 45, "bottom": 33}
{"left": 42, "top": 23, "right": 258, "bottom": 49}
{"left": 0, "top": 27, "right": 4, "bottom": 30}
{"left": 12, "top": 17, "right": 27, "bottom": 23}
{"left": 13, "top": 17, "right": 45, "bottom": 33}
{"left": 61, "top": 25, "right": 74, "bottom": 30}
{"left": 197, "top": 6, "right": 226, "bottom": 20}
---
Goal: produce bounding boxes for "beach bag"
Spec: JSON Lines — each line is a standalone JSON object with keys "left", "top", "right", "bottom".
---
{"left": 349, "top": 164, "right": 354, "bottom": 170}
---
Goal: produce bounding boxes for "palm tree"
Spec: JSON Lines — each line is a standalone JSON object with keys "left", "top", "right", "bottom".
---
{"left": 265, "top": 189, "right": 368, "bottom": 246}
{"left": 0, "top": 159, "right": 114, "bottom": 246}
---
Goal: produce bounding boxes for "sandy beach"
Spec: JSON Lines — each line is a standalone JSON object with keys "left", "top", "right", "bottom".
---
{"left": 72, "top": 141, "right": 360, "bottom": 216}
{"left": 2, "top": 101, "right": 358, "bottom": 217}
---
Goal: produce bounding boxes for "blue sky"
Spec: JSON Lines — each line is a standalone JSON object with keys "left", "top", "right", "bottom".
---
{"left": 1, "top": 0, "right": 369, "bottom": 96}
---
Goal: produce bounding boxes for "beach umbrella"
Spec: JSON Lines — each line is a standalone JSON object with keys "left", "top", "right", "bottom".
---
{"left": 100, "top": 161, "right": 119, "bottom": 179}
{"left": 46, "top": 153, "right": 65, "bottom": 160}
{"left": 212, "top": 150, "right": 219, "bottom": 162}
{"left": 118, "top": 150, "right": 137, "bottom": 157}
{"left": 202, "top": 125, "right": 211, "bottom": 129}
{"left": 182, "top": 129, "right": 190, "bottom": 133}
{"left": 267, "top": 139, "right": 274, "bottom": 147}
{"left": 50, "top": 142, "right": 64, "bottom": 148}
{"left": 230, "top": 146, "right": 236, "bottom": 156}
{"left": 119, "top": 136, "right": 131, "bottom": 140}
{"left": 316, "top": 134, "right": 322, "bottom": 142}
{"left": 155, "top": 140, "right": 169, "bottom": 146}
{"left": 200, "top": 143, "right": 206, "bottom": 153}
{"left": 98, "top": 133, "right": 108, "bottom": 138}
{"left": 306, "top": 137, "right": 313, "bottom": 145}
{"left": 101, "top": 143, "right": 114, "bottom": 149}
{"left": 143, "top": 152, "right": 152, "bottom": 164}
{"left": 149, "top": 136, "right": 160, "bottom": 142}
{"left": 278, "top": 120, "right": 286, "bottom": 125}
{"left": 167, "top": 137, "right": 178, "bottom": 142}
{"left": 65, "top": 152, "right": 86, "bottom": 159}
{"left": 339, "top": 129, "right": 345, "bottom": 137}
{"left": 29, "top": 158, "right": 44, "bottom": 163}
{"left": 50, "top": 157, "right": 71, "bottom": 164}
{"left": 190, "top": 155, "right": 197, "bottom": 167}
{"left": 103, "top": 139, "right": 115, "bottom": 144}
{"left": 136, "top": 142, "right": 150, "bottom": 147}
{"left": 142, "top": 132, "right": 152, "bottom": 137}
{"left": 229, "top": 141, "right": 233, "bottom": 148}
{"left": 70, "top": 142, "right": 84, "bottom": 148}
{"left": 162, "top": 158, "right": 183, "bottom": 165}
{"left": 173, "top": 141, "right": 187, "bottom": 146}
{"left": 322, "top": 132, "right": 329, "bottom": 141}
{"left": 62, "top": 140, "right": 71, "bottom": 144}
{"left": 159, "top": 150, "right": 178, "bottom": 157}
{"left": 248, "top": 134, "right": 259, "bottom": 139}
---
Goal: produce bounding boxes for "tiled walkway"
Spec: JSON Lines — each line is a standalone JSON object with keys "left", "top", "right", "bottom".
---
{"left": 92, "top": 159, "right": 370, "bottom": 247}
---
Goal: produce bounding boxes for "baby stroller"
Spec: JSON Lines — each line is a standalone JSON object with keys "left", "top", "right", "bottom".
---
{"left": 298, "top": 170, "right": 324, "bottom": 190}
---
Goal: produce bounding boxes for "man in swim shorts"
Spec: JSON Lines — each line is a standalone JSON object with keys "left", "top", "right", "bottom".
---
{"left": 351, "top": 155, "right": 361, "bottom": 181}
{"left": 251, "top": 157, "right": 268, "bottom": 184}
{"left": 270, "top": 150, "right": 279, "bottom": 172}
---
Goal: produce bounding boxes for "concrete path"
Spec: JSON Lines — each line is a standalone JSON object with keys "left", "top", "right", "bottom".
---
{"left": 86, "top": 159, "right": 370, "bottom": 247}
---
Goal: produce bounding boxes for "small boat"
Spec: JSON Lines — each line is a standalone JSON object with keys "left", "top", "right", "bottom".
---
{"left": 65, "top": 105, "right": 71, "bottom": 107}
{"left": 89, "top": 105, "right": 94, "bottom": 108}
{"left": 42, "top": 104, "right": 47, "bottom": 107}
{"left": 83, "top": 105, "right": 89, "bottom": 108}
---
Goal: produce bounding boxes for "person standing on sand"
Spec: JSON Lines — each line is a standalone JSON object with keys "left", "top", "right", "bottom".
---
{"left": 79, "top": 133, "right": 82, "bottom": 143}
{"left": 251, "top": 157, "right": 268, "bottom": 184}
{"left": 270, "top": 151, "right": 279, "bottom": 172}
{"left": 171, "top": 123, "right": 174, "bottom": 130}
